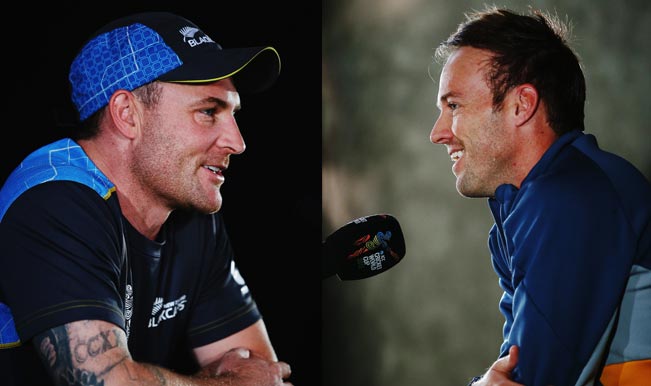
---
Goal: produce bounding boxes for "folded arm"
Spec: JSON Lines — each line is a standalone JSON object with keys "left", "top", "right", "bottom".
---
{"left": 33, "top": 319, "right": 290, "bottom": 386}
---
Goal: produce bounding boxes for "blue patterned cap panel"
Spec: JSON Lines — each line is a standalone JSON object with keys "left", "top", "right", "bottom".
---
{"left": 69, "top": 23, "right": 182, "bottom": 121}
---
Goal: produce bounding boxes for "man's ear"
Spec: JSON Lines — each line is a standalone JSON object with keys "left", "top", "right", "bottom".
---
{"left": 511, "top": 84, "right": 539, "bottom": 127}
{"left": 107, "top": 90, "right": 140, "bottom": 139}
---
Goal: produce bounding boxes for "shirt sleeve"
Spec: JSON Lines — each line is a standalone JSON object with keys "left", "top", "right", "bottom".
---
{"left": 185, "top": 212, "right": 261, "bottom": 348}
{"left": 501, "top": 173, "right": 635, "bottom": 386}
{"left": 0, "top": 181, "right": 127, "bottom": 342}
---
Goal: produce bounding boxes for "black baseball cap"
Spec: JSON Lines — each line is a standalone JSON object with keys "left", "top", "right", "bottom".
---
{"left": 69, "top": 11, "right": 281, "bottom": 121}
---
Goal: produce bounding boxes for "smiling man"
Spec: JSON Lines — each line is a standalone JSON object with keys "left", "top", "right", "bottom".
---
{"left": 0, "top": 11, "right": 291, "bottom": 386}
{"left": 430, "top": 6, "right": 651, "bottom": 386}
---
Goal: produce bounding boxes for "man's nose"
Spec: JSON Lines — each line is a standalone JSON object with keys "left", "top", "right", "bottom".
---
{"left": 430, "top": 114, "right": 452, "bottom": 145}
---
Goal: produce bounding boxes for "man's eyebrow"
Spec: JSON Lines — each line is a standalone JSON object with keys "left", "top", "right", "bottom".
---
{"left": 437, "top": 91, "right": 459, "bottom": 108}
{"left": 197, "top": 96, "right": 241, "bottom": 112}
{"left": 439, "top": 91, "right": 460, "bottom": 102}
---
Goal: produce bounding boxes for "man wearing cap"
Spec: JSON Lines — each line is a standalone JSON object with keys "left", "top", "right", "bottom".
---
{"left": 0, "top": 11, "right": 291, "bottom": 386}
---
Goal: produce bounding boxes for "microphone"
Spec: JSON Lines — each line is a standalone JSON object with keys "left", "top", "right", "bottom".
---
{"left": 322, "top": 214, "right": 406, "bottom": 280}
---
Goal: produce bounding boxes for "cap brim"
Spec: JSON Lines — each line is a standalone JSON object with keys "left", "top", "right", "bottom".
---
{"left": 158, "top": 46, "right": 281, "bottom": 93}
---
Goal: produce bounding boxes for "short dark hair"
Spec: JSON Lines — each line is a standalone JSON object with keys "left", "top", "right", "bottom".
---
{"left": 435, "top": 6, "right": 585, "bottom": 135}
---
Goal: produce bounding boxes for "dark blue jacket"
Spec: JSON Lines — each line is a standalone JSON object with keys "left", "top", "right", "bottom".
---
{"left": 488, "top": 130, "right": 651, "bottom": 385}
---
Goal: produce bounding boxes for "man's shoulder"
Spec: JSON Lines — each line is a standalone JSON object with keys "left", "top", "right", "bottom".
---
{"left": 0, "top": 138, "right": 115, "bottom": 221}
{"left": 534, "top": 134, "right": 650, "bottom": 202}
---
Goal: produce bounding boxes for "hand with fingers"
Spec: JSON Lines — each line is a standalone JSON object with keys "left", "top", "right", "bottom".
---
{"left": 472, "top": 346, "right": 523, "bottom": 386}
{"left": 197, "top": 347, "right": 293, "bottom": 386}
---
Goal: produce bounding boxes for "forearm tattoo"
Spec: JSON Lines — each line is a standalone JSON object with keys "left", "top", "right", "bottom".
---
{"left": 34, "top": 322, "right": 128, "bottom": 386}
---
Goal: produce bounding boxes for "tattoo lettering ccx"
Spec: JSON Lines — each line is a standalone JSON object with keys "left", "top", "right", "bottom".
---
{"left": 73, "top": 329, "right": 120, "bottom": 364}
{"left": 35, "top": 323, "right": 126, "bottom": 386}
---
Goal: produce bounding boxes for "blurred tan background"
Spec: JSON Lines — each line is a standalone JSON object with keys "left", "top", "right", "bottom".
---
{"left": 322, "top": 0, "right": 651, "bottom": 385}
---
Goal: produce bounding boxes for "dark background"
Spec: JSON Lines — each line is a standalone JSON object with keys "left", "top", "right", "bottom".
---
{"left": 4, "top": 1, "right": 321, "bottom": 385}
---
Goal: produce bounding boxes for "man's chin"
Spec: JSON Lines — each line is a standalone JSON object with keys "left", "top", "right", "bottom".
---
{"left": 208, "top": 201, "right": 223, "bottom": 214}
{"left": 193, "top": 194, "right": 222, "bottom": 214}
{"left": 456, "top": 179, "right": 486, "bottom": 198}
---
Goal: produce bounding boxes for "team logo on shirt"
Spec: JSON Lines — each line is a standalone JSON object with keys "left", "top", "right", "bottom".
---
{"left": 231, "top": 261, "right": 250, "bottom": 296}
{"left": 148, "top": 294, "right": 187, "bottom": 328}
{"left": 151, "top": 297, "right": 164, "bottom": 315}
{"left": 124, "top": 284, "right": 133, "bottom": 338}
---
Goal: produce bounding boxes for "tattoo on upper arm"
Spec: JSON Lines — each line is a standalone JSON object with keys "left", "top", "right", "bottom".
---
{"left": 33, "top": 321, "right": 128, "bottom": 386}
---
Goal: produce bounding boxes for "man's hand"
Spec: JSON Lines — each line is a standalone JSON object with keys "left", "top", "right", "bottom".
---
{"left": 475, "top": 345, "right": 523, "bottom": 386}
{"left": 197, "top": 347, "right": 292, "bottom": 385}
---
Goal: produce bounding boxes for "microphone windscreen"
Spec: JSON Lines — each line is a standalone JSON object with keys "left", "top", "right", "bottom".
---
{"left": 323, "top": 214, "right": 406, "bottom": 280}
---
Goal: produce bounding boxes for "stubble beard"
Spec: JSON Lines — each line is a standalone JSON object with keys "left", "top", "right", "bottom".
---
{"left": 455, "top": 114, "right": 509, "bottom": 198}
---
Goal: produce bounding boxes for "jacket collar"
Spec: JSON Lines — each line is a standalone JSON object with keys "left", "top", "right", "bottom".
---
{"left": 489, "top": 129, "right": 584, "bottom": 216}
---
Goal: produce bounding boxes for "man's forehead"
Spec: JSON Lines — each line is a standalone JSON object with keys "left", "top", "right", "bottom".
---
{"left": 161, "top": 80, "right": 241, "bottom": 106}
{"left": 444, "top": 47, "right": 492, "bottom": 75}
{"left": 440, "top": 48, "right": 492, "bottom": 87}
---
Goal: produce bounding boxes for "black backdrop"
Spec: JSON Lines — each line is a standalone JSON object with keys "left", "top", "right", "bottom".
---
{"left": 4, "top": 1, "right": 321, "bottom": 384}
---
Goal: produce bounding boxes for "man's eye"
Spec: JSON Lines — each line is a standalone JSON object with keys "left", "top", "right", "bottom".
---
{"left": 201, "top": 108, "right": 217, "bottom": 116}
{"left": 447, "top": 102, "right": 458, "bottom": 110}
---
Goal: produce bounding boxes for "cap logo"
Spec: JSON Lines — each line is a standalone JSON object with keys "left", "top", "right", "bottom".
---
{"left": 179, "top": 26, "right": 215, "bottom": 47}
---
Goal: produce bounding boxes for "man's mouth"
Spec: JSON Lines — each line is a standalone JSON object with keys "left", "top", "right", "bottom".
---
{"left": 203, "top": 165, "right": 223, "bottom": 175}
{"left": 450, "top": 150, "right": 464, "bottom": 161}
